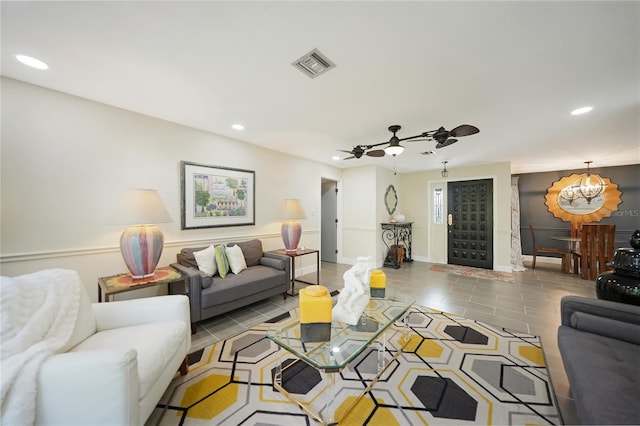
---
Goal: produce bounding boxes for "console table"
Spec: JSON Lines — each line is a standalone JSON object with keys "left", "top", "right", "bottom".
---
{"left": 381, "top": 222, "right": 413, "bottom": 268}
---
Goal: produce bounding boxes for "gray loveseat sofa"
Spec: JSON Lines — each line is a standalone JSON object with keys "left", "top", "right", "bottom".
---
{"left": 557, "top": 296, "right": 640, "bottom": 425}
{"left": 170, "top": 239, "right": 290, "bottom": 332}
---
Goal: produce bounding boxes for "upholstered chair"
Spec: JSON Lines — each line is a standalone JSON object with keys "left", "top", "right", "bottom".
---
{"left": 1, "top": 269, "right": 191, "bottom": 425}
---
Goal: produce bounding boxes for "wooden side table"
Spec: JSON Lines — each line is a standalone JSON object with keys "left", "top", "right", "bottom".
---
{"left": 269, "top": 248, "right": 319, "bottom": 296}
{"left": 98, "top": 266, "right": 188, "bottom": 302}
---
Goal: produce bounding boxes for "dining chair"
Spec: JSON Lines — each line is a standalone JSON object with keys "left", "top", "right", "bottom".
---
{"left": 570, "top": 222, "right": 584, "bottom": 274}
{"left": 579, "top": 223, "right": 616, "bottom": 281}
{"left": 528, "top": 222, "right": 571, "bottom": 272}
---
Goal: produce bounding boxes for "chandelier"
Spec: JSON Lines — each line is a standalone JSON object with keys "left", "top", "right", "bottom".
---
{"left": 559, "top": 161, "right": 607, "bottom": 205}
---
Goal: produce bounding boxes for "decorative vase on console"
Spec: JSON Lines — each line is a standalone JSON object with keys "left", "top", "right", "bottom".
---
{"left": 393, "top": 213, "right": 405, "bottom": 223}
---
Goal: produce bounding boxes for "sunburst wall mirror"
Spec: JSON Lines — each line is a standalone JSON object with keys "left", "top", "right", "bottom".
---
{"left": 544, "top": 166, "right": 622, "bottom": 223}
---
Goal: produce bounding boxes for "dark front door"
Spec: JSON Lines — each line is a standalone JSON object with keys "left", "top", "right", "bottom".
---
{"left": 447, "top": 179, "right": 494, "bottom": 269}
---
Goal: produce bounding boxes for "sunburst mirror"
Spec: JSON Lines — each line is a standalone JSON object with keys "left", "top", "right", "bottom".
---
{"left": 545, "top": 173, "right": 622, "bottom": 223}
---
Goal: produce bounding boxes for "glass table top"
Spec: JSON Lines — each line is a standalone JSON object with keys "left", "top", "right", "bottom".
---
{"left": 266, "top": 291, "right": 415, "bottom": 370}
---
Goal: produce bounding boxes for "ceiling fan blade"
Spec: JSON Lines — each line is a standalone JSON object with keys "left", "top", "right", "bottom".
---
{"left": 435, "top": 138, "right": 458, "bottom": 149}
{"left": 405, "top": 138, "right": 431, "bottom": 143}
{"left": 366, "top": 149, "right": 385, "bottom": 157}
{"left": 449, "top": 124, "right": 479, "bottom": 137}
{"left": 338, "top": 149, "right": 354, "bottom": 154}
{"left": 343, "top": 155, "right": 355, "bottom": 160}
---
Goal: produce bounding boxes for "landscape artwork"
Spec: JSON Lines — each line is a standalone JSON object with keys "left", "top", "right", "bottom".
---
{"left": 181, "top": 161, "right": 255, "bottom": 229}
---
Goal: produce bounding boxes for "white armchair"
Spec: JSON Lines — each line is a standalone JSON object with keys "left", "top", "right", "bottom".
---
{"left": 1, "top": 269, "right": 191, "bottom": 426}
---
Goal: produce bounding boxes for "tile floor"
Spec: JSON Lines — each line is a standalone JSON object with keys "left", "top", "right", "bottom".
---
{"left": 190, "top": 260, "right": 595, "bottom": 425}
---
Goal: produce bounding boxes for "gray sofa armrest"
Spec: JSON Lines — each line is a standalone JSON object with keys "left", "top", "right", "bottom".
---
{"left": 561, "top": 296, "right": 640, "bottom": 325}
{"left": 262, "top": 251, "right": 291, "bottom": 278}
{"left": 560, "top": 296, "right": 640, "bottom": 342}
{"left": 170, "top": 263, "right": 202, "bottom": 323}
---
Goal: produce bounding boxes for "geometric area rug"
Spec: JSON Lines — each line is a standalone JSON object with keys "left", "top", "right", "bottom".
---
{"left": 147, "top": 305, "right": 560, "bottom": 425}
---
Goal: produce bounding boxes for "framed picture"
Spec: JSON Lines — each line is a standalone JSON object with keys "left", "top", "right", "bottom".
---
{"left": 181, "top": 161, "right": 255, "bottom": 229}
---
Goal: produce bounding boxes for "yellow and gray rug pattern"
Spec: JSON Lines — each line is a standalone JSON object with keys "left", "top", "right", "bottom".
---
{"left": 149, "top": 305, "right": 560, "bottom": 425}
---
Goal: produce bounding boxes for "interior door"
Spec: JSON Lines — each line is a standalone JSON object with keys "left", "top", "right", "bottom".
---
{"left": 447, "top": 179, "right": 494, "bottom": 269}
{"left": 321, "top": 180, "right": 338, "bottom": 262}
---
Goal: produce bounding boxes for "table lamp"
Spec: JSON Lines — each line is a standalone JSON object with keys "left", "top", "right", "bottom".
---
{"left": 109, "top": 189, "right": 172, "bottom": 278}
{"left": 279, "top": 199, "right": 306, "bottom": 252}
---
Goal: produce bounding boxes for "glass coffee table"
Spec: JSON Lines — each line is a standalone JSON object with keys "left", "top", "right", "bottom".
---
{"left": 266, "top": 292, "right": 415, "bottom": 425}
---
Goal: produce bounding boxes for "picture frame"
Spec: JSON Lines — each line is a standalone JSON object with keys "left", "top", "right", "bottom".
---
{"left": 181, "top": 161, "right": 255, "bottom": 229}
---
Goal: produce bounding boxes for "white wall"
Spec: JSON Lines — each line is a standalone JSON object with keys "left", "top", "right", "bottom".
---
{"left": 341, "top": 166, "right": 377, "bottom": 264}
{"left": 339, "top": 165, "right": 399, "bottom": 267}
{"left": 1, "top": 77, "right": 515, "bottom": 304}
{"left": 400, "top": 162, "right": 513, "bottom": 271}
{"left": 0, "top": 77, "right": 342, "bottom": 300}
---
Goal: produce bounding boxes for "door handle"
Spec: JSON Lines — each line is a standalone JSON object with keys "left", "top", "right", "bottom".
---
{"left": 447, "top": 214, "right": 453, "bottom": 226}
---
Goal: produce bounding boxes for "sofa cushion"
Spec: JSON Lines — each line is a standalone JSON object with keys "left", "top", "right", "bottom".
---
{"left": 225, "top": 244, "right": 247, "bottom": 275}
{"left": 179, "top": 247, "right": 208, "bottom": 269}
{"left": 193, "top": 245, "right": 217, "bottom": 277}
{"left": 228, "top": 239, "right": 263, "bottom": 267}
{"left": 200, "top": 265, "right": 285, "bottom": 307}
{"left": 260, "top": 256, "right": 286, "bottom": 270}
{"left": 215, "top": 245, "right": 230, "bottom": 278}
{"left": 70, "top": 321, "right": 187, "bottom": 400}
{"left": 558, "top": 326, "right": 640, "bottom": 424}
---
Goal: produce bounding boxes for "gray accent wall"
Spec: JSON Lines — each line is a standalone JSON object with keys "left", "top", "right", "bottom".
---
{"left": 515, "top": 164, "right": 640, "bottom": 255}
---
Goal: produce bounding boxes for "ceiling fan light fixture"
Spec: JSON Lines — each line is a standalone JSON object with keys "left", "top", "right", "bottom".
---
{"left": 384, "top": 145, "right": 404, "bottom": 156}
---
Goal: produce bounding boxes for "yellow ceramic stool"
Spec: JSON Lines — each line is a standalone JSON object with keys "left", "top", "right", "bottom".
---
{"left": 299, "top": 285, "right": 332, "bottom": 342}
{"left": 370, "top": 269, "right": 386, "bottom": 298}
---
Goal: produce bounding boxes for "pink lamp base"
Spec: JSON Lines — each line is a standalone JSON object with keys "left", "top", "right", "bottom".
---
{"left": 281, "top": 221, "right": 301, "bottom": 251}
{"left": 120, "top": 224, "right": 164, "bottom": 278}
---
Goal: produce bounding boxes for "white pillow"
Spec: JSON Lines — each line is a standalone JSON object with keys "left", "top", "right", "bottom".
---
{"left": 193, "top": 244, "right": 217, "bottom": 276}
{"left": 226, "top": 244, "right": 247, "bottom": 274}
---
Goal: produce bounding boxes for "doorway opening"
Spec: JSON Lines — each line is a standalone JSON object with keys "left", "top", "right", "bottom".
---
{"left": 321, "top": 179, "right": 338, "bottom": 263}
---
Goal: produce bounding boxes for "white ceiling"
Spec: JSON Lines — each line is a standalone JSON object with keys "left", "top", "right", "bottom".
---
{"left": 2, "top": 1, "right": 639, "bottom": 174}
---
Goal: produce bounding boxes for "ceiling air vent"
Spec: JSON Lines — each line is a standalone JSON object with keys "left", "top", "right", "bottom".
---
{"left": 292, "top": 48, "right": 335, "bottom": 79}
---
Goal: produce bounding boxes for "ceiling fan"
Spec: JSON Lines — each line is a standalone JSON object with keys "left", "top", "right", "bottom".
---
{"left": 338, "top": 144, "right": 384, "bottom": 160}
{"left": 339, "top": 124, "right": 480, "bottom": 159}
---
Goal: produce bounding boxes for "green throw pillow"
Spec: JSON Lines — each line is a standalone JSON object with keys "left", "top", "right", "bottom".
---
{"left": 215, "top": 244, "right": 230, "bottom": 278}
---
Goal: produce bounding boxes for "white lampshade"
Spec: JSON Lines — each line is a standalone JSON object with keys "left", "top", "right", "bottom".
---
{"left": 109, "top": 189, "right": 172, "bottom": 278}
{"left": 109, "top": 189, "right": 172, "bottom": 225}
{"left": 279, "top": 199, "right": 307, "bottom": 220}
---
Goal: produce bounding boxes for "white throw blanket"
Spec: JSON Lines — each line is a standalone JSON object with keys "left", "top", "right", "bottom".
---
{"left": 1, "top": 269, "right": 82, "bottom": 425}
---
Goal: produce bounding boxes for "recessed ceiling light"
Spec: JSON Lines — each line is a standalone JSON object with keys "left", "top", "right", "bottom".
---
{"left": 332, "top": 156, "right": 341, "bottom": 161}
{"left": 231, "top": 123, "right": 245, "bottom": 130}
{"left": 571, "top": 106, "right": 593, "bottom": 115}
{"left": 15, "top": 54, "right": 48, "bottom": 70}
